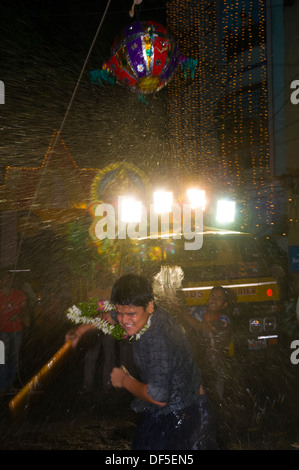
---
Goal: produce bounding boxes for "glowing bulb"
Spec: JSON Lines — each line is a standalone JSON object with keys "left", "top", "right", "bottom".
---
{"left": 216, "top": 200, "right": 235, "bottom": 223}
{"left": 187, "top": 189, "right": 206, "bottom": 209}
{"left": 119, "top": 197, "right": 142, "bottom": 223}
{"left": 153, "top": 191, "right": 173, "bottom": 213}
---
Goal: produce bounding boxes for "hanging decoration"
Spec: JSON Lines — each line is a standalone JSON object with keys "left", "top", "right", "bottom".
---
{"left": 90, "top": 20, "right": 182, "bottom": 95}
{"left": 90, "top": 68, "right": 115, "bottom": 87}
{"left": 129, "top": 0, "right": 143, "bottom": 19}
{"left": 180, "top": 57, "right": 198, "bottom": 79}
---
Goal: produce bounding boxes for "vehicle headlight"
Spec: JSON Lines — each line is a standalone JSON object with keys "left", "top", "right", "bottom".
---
{"left": 263, "top": 316, "right": 276, "bottom": 331}
{"left": 249, "top": 316, "right": 277, "bottom": 333}
{"left": 249, "top": 318, "right": 263, "bottom": 333}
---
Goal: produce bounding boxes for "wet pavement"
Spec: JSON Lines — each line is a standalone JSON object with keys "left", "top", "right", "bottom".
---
{"left": 0, "top": 392, "right": 137, "bottom": 450}
{"left": 0, "top": 389, "right": 298, "bottom": 452}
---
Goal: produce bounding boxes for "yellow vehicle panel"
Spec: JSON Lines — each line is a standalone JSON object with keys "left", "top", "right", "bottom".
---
{"left": 182, "top": 277, "right": 280, "bottom": 306}
{"left": 133, "top": 227, "right": 281, "bottom": 307}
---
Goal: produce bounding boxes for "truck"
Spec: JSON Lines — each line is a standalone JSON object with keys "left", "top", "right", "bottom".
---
{"left": 133, "top": 226, "right": 282, "bottom": 361}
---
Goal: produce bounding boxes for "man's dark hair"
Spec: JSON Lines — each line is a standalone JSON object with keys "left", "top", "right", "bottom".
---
{"left": 211, "top": 286, "right": 236, "bottom": 308}
{"left": 211, "top": 286, "right": 229, "bottom": 299}
{"left": 110, "top": 274, "right": 154, "bottom": 308}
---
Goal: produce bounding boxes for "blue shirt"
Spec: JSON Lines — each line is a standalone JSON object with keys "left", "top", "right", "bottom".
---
{"left": 130, "top": 306, "right": 201, "bottom": 415}
{"left": 188, "top": 306, "right": 232, "bottom": 372}
{"left": 190, "top": 305, "right": 230, "bottom": 324}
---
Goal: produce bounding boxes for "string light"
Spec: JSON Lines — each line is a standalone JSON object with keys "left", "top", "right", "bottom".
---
{"left": 0, "top": 131, "right": 98, "bottom": 208}
{"left": 166, "top": 0, "right": 201, "bottom": 193}
{"left": 167, "top": 0, "right": 276, "bottom": 233}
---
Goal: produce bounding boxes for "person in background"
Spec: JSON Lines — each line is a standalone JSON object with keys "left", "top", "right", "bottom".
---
{"left": 0, "top": 268, "right": 27, "bottom": 395}
{"left": 183, "top": 286, "right": 233, "bottom": 448}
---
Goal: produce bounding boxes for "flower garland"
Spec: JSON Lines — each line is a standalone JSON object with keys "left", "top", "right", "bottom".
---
{"left": 134, "top": 314, "right": 152, "bottom": 340}
{"left": 66, "top": 298, "right": 152, "bottom": 341}
{"left": 66, "top": 298, "right": 127, "bottom": 341}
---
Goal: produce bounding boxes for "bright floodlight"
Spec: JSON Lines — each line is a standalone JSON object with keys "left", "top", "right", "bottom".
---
{"left": 187, "top": 189, "right": 206, "bottom": 209}
{"left": 153, "top": 191, "right": 173, "bottom": 213}
{"left": 120, "top": 197, "right": 142, "bottom": 223}
{"left": 216, "top": 200, "right": 235, "bottom": 223}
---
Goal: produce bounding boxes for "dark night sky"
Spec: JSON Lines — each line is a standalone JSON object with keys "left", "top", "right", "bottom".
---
{"left": 0, "top": 0, "right": 171, "bottom": 182}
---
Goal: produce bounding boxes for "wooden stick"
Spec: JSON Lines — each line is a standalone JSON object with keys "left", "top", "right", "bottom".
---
{"left": 9, "top": 340, "right": 72, "bottom": 416}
